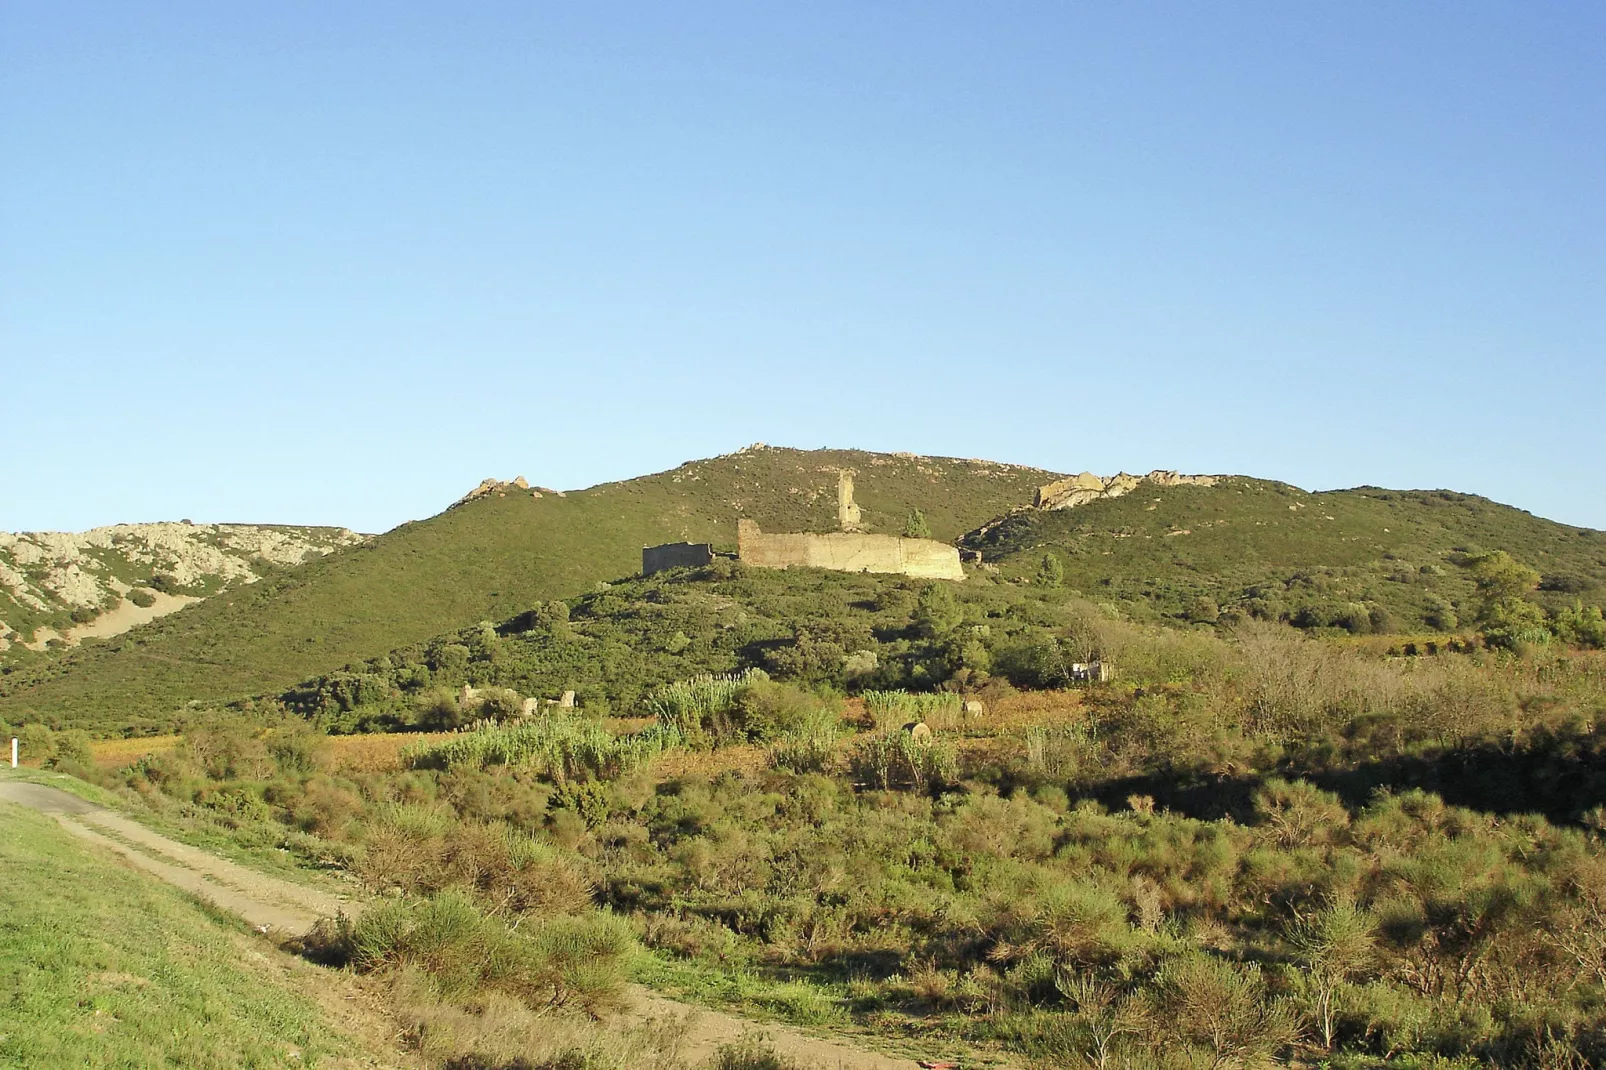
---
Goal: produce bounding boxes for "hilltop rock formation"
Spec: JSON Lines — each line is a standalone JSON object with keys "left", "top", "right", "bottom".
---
{"left": 1034, "top": 470, "right": 1218, "bottom": 511}
{"left": 452, "top": 476, "right": 559, "bottom": 508}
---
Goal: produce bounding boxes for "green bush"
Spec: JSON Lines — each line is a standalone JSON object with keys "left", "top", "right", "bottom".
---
{"left": 407, "top": 716, "right": 676, "bottom": 783}
{"left": 343, "top": 890, "right": 633, "bottom": 1015}
{"left": 646, "top": 669, "right": 768, "bottom": 747}
{"left": 903, "top": 510, "right": 932, "bottom": 540}
{"left": 861, "top": 689, "right": 961, "bottom": 728}
{"left": 849, "top": 728, "right": 956, "bottom": 791}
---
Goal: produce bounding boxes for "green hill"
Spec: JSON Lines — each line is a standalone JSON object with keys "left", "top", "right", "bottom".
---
{"left": 0, "top": 447, "right": 1060, "bottom": 732}
{"left": 964, "top": 477, "right": 1606, "bottom": 630}
{"left": 7, "top": 452, "right": 1602, "bottom": 737}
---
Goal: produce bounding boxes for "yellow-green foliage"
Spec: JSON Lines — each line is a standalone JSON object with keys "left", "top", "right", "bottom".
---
{"left": 405, "top": 715, "right": 676, "bottom": 781}
{"left": 341, "top": 889, "right": 634, "bottom": 1017}
{"left": 862, "top": 689, "right": 962, "bottom": 727}
{"left": 646, "top": 669, "right": 767, "bottom": 745}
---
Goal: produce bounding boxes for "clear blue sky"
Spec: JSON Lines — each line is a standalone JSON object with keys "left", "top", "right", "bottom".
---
{"left": 3, "top": 2, "right": 1602, "bottom": 533}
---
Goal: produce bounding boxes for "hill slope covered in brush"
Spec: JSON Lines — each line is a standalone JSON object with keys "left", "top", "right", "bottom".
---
{"left": 966, "top": 477, "right": 1606, "bottom": 628}
{"left": 0, "top": 448, "right": 1059, "bottom": 730}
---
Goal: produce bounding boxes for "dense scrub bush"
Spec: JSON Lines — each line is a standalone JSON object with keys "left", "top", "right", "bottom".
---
{"left": 407, "top": 716, "right": 675, "bottom": 782}
{"left": 331, "top": 891, "right": 633, "bottom": 1016}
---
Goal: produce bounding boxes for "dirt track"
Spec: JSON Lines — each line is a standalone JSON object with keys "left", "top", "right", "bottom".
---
{"left": 0, "top": 778, "right": 970, "bottom": 1070}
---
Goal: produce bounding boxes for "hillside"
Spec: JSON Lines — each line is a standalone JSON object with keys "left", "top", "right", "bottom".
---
{"left": 0, "top": 522, "right": 365, "bottom": 652}
{"left": 0, "top": 447, "right": 1060, "bottom": 731}
{"left": 965, "top": 477, "right": 1606, "bottom": 630}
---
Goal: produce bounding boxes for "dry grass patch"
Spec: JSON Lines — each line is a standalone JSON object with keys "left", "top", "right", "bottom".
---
{"left": 89, "top": 734, "right": 180, "bottom": 768}
{"left": 651, "top": 744, "right": 769, "bottom": 780}
{"left": 325, "top": 732, "right": 451, "bottom": 774}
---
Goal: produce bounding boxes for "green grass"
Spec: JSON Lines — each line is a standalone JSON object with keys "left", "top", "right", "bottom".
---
{"left": 0, "top": 803, "right": 383, "bottom": 1069}
{"left": 0, "top": 448, "right": 1060, "bottom": 732}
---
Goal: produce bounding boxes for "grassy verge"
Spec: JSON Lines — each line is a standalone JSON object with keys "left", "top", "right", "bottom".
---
{"left": 0, "top": 802, "right": 394, "bottom": 1069}
{"left": 635, "top": 952, "right": 1006, "bottom": 1066}
{"left": 0, "top": 766, "right": 358, "bottom": 891}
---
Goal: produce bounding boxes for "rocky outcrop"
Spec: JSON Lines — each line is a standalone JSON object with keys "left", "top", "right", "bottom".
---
{"left": 1034, "top": 470, "right": 1218, "bottom": 511}
{"left": 0, "top": 522, "right": 365, "bottom": 650}
{"left": 451, "top": 475, "right": 558, "bottom": 508}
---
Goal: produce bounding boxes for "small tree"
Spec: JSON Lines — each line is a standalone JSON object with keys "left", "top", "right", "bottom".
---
{"left": 1038, "top": 553, "right": 1065, "bottom": 588}
{"left": 1288, "top": 900, "right": 1376, "bottom": 1050}
{"left": 903, "top": 509, "right": 932, "bottom": 539}
{"left": 1055, "top": 974, "right": 1151, "bottom": 1069}
{"left": 914, "top": 582, "right": 964, "bottom": 639}
{"left": 1161, "top": 953, "right": 1298, "bottom": 1068}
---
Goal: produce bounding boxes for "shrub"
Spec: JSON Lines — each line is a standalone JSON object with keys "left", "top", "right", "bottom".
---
{"left": 181, "top": 721, "right": 273, "bottom": 781}
{"left": 709, "top": 1038, "right": 804, "bottom": 1070}
{"left": 343, "top": 891, "right": 634, "bottom": 1015}
{"left": 18, "top": 723, "right": 58, "bottom": 765}
{"left": 1551, "top": 601, "right": 1606, "bottom": 649}
{"left": 861, "top": 690, "right": 961, "bottom": 729}
{"left": 1038, "top": 553, "right": 1065, "bottom": 589}
{"left": 407, "top": 716, "right": 677, "bottom": 783}
{"left": 360, "top": 814, "right": 594, "bottom": 917}
{"left": 849, "top": 728, "right": 956, "bottom": 791}
{"left": 766, "top": 710, "right": 844, "bottom": 774}
{"left": 914, "top": 582, "right": 963, "bottom": 639}
{"left": 646, "top": 670, "right": 768, "bottom": 747}
{"left": 1159, "top": 952, "right": 1298, "bottom": 1066}
{"left": 1187, "top": 596, "right": 1220, "bottom": 624}
{"left": 127, "top": 588, "right": 157, "bottom": 609}
{"left": 45, "top": 729, "right": 92, "bottom": 770}
{"left": 415, "top": 687, "right": 466, "bottom": 731}
{"left": 733, "top": 678, "right": 828, "bottom": 741}
{"left": 1254, "top": 779, "right": 1351, "bottom": 848}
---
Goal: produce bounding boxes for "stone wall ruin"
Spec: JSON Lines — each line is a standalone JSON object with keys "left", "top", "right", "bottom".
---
{"left": 736, "top": 520, "right": 963, "bottom": 580}
{"left": 642, "top": 542, "right": 715, "bottom": 576}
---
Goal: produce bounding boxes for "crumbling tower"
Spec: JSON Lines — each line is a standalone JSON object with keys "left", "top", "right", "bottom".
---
{"left": 837, "top": 470, "right": 862, "bottom": 532}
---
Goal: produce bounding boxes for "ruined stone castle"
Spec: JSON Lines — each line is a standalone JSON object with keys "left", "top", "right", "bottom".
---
{"left": 643, "top": 471, "right": 965, "bottom": 581}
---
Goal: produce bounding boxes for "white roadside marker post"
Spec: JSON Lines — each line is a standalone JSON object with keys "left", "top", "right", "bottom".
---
{"left": 10, "top": 737, "right": 16, "bottom": 768}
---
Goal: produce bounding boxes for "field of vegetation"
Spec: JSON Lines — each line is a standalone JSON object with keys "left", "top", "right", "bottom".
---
{"left": 19, "top": 565, "right": 1606, "bottom": 1067}
{"left": 7, "top": 451, "right": 1606, "bottom": 1066}
{"left": 967, "top": 479, "right": 1606, "bottom": 630}
{"left": 0, "top": 448, "right": 1060, "bottom": 730}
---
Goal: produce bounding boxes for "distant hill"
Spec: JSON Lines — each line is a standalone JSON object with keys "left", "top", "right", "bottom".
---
{"left": 6, "top": 450, "right": 1600, "bottom": 736}
{"left": 265, "top": 477, "right": 1606, "bottom": 736}
{"left": 963, "top": 477, "right": 1606, "bottom": 629}
{"left": 0, "top": 522, "right": 365, "bottom": 653}
{"left": 0, "top": 447, "right": 1060, "bottom": 731}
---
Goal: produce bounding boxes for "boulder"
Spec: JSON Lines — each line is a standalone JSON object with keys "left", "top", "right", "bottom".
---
{"left": 902, "top": 721, "right": 933, "bottom": 744}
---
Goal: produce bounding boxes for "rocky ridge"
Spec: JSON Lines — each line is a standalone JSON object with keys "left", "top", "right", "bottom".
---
{"left": 1033, "top": 469, "right": 1219, "bottom": 510}
{"left": 0, "top": 522, "right": 365, "bottom": 650}
{"left": 450, "top": 476, "right": 561, "bottom": 509}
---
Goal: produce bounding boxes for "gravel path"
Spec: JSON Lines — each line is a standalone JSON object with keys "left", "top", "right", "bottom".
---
{"left": 0, "top": 777, "right": 975, "bottom": 1070}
